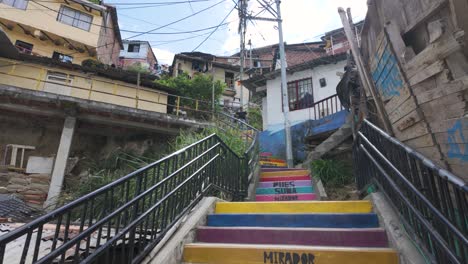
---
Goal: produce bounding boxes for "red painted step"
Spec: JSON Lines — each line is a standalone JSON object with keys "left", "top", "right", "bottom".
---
{"left": 260, "top": 175, "right": 311, "bottom": 182}
{"left": 196, "top": 227, "right": 389, "bottom": 247}
{"left": 256, "top": 193, "right": 316, "bottom": 201}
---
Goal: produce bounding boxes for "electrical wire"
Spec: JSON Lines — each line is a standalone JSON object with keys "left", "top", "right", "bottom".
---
{"left": 192, "top": 2, "right": 236, "bottom": 51}
{"left": 124, "top": 0, "right": 226, "bottom": 40}
{"left": 120, "top": 22, "right": 231, "bottom": 35}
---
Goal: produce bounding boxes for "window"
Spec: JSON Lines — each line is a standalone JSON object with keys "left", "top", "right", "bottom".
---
{"left": 1, "top": 0, "right": 29, "bottom": 10}
{"left": 319, "top": 78, "right": 327, "bottom": 87}
{"left": 52, "top": 51, "right": 73, "bottom": 63}
{"left": 57, "top": 6, "right": 92, "bottom": 31}
{"left": 128, "top": 43, "right": 140, "bottom": 53}
{"left": 253, "top": 60, "right": 261, "bottom": 68}
{"left": 287, "top": 78, "right": 313, "bottom": 111}
{"left": 15, "top": 40, "right": 33, "bottom": 54}
{"left": 44, "top": 71, "right": 73, "bottom": 96}
{"left": 225, "top": 72, "right": 234, "bottom": 88}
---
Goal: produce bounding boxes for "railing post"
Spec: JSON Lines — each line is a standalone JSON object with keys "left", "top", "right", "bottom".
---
{"left": 176, "top": 96, "right": 180, "bottom": 116}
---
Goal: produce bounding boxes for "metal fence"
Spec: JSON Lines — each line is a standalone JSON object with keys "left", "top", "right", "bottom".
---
{"left": 354, "top": 119, "right": 468, "bottom": 264}
{"left": 309, "top": 94, "right": 344, "bottom": 120}
{"left": 0, "top": 126, "right": 259, "bottom": 263}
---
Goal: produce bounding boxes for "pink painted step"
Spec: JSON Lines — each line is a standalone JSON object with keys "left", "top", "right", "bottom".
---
{"left": 258, "top": 180, "right": 312, "bottom": 188}
{"left": 260, "top": 175, "right": 311, "bottom": 182}
{"left": 256, "top": 193, "right": 316, "bottom": 201}
{"left": 261, "top": 168, "right": 305, "bottom": 172}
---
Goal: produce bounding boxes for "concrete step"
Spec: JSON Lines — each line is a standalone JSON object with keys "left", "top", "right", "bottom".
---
{"left": 196, "top": 227, "right": 389, "bottom": 247}
{"left": 207, "top": 213, "right": 380, "bottom": 228}
{"left": 258, "top": 180, "right": 312, "bottom": 188}
{"left": 256, "top": 186, "right": 314, "bottom": 195}
{"left": 260, "top": 175, "right": 311, "bottom": 182}
{"left": 183, "top": 244, "right": 398, "bottom": 264}
{"left": 255, "top": 193, "right": 317, "bottom": 201}
{"left": 260, "top": 170, "right": 310, "bottom": 177}
{"left": 214, "top": 201, "right": 373, "bottom": 214}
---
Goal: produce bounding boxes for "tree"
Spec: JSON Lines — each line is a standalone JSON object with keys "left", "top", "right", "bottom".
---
{"left": 126, "top": 62, "right": 151, "bottom": 74}
{"left": 156, "top": 73, "right": 225, "bottom": 112}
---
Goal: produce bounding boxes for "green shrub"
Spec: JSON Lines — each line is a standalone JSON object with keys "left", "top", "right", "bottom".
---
{"left": 311, "top": 159, "right": 353, "bottom": 187}
{"left": 247, "top": 106, "right": 263, "bottom": 130}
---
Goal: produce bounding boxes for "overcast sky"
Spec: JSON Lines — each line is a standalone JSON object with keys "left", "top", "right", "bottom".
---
{"left": 113, "top": 0, "right": 368, "bottom": 64}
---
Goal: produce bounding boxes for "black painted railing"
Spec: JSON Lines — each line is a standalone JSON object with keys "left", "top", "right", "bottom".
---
{"left": 310, "top": 94, "right": 344, "bottom": 119}
{"left": 354, "top": 119, "right": 468, "bottom": 264}
{"left": 0, "top": 125, "right": 259, "bottom": 263}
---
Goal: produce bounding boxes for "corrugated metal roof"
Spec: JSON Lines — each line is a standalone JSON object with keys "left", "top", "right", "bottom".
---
{"left": 0, "top": 195, "right": 42, "bottom": 223}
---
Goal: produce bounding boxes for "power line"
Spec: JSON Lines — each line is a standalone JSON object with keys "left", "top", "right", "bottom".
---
{"left": 124, "top": 0, "right": 226, "bottom": 40}
{"left": 105, "top": 0, "right": 210, "bottom": 5}
{"left": 192, "top": 3, "right": 236, "bottom": 51}
{"left": 120, "top": 22, "right": 231, "bottom": 35}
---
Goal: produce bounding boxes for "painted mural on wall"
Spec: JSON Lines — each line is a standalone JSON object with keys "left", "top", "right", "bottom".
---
{"left": 259, "top": 110, "right": 349, "bottom": 162}
{"left": 370, "top": 33, "right": 404, "bottom": 100}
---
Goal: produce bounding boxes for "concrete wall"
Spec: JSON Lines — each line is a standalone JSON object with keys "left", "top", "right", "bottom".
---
{"left": 0, "top": 0, "right": 102, "bottom": 48}
{"left": 264, "top": 60, "right": 346, "bottom": 128}
{"left": 0, "top": 58, "right": 169, "bottom": 114}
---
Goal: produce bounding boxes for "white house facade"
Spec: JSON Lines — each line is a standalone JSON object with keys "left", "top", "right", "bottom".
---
{"left": 260, "top": 60, "right": 347, "bottom": 130}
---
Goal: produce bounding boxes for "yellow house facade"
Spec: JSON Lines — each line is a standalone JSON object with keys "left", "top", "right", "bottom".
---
{"left": 0, "top": 0, "right": 121, "bottom": 65}
{"left": 0, "top": 57, "right": 169, "bottom": 114}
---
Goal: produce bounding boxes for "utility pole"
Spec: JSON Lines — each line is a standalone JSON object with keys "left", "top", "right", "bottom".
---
{"left": 338, "top": 7, "right": 393, "bottom": 135}
{"left": 242, "top": 0, "right": 294, "bottom": 167}
{"left": 248, "top": 39, "right": 253, "bottom": 69}
{"left": 275, "top": 0, "right": 293, "bottom": 167}
{"left": 238, "top": 0, "right": 247, "bottom": 110}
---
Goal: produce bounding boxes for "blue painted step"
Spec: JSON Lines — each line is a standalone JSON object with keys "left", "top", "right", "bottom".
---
{"left": 207, "top": 214, "right": 380, "bottom": 228}
{"left": 256, "top": 186, "right": 314, "bottom": 195}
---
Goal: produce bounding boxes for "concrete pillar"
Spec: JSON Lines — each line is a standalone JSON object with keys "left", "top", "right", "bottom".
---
{"left": 44, "top": 116, "right": 76, "bottom": 209}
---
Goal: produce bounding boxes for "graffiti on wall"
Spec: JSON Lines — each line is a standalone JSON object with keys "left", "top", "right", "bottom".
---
{"left": 370, "top": 34, "right": 404, "bottom": 99}
{"left": 447, "top": 120, "right": 468, "bottom": 162}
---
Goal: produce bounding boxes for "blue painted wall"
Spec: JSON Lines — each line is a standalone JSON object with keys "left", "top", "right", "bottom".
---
{"left": 259, "top": 110, "right": 349, "bottom": 162}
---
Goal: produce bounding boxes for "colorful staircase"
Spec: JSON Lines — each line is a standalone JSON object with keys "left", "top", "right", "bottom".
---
{"left": 183, "top": 154, "right": 398, "bottom": 264}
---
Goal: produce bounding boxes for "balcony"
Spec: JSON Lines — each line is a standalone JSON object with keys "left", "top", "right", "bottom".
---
{"left": 0, "top": 57, "right": 169, "bottom": 114}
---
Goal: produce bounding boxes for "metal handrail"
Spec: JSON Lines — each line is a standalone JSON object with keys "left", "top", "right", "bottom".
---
{"left": 355, "top": 119, "right": 468, "bottom": 264}
{"left": 362, "top": 119, "right": 467, "bottom": 189}
{"left": 0, "top": 120, "right": 260, "bottom": 263}
{"left": 308, "top": 93, "right": 344, "bottom": 119}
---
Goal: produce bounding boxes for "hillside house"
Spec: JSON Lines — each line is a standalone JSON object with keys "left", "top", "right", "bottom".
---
{"left": 0, "top": 29, "right": 207, "bottom": 208}
{"left": 172, "top": 52, "right": 249, "bottom": 110}
{"left": 119, "top": 40, "right": 159, "bottom": 75}
{"left": 243, "top": 34, "right": 359, "bottom": 160}
{"left": 0, "top": 0, "right": 122, "bottom": 65}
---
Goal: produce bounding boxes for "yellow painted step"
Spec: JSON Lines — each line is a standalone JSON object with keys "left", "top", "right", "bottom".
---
{"left": 215, "top": 201, "right": 373, "bottom": 214}
{"left": 261, "top": 170, "right": 310, "bottom": 177}
{"left": 183, "top": 243, "right": 399, "bottom": 264}
{"left": 260, "top": 161, "right": 287, "bottom": 166}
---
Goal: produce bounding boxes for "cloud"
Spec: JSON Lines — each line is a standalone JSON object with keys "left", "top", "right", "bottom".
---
{"left": 220, "top": 0, "right": 368, "bottom": 54}
{"left": 152, "top": 47, "right": 175, "bottom": 65}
